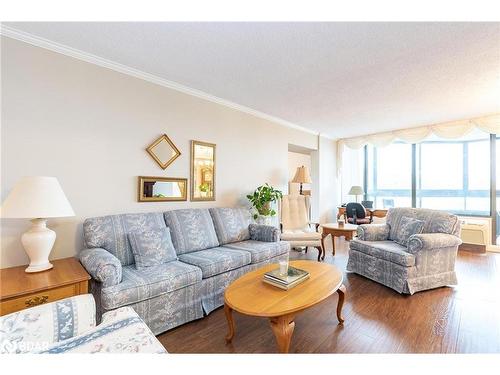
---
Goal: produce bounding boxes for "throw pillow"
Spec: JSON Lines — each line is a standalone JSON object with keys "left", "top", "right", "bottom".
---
{"left": 128, "top": 227, "right": 178, "bottom": 269}
{"left": 394, "top": 216, "right": 425, "bottom": 247}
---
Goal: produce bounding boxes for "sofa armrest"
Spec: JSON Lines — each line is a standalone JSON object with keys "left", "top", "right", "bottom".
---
{"left": 38, "top": 306, "right": 167, "bottom": 354}
{"left": 0, "top": 294, "right": 96, "bottom": 353}
{"left": 357, "top": 224, "right": 390, "bottom": 241}
{"left": 249, "top": 223, "right": 280, "bottom": 242}
{"left": 79, "top": 248, "right": 122, "bottom": 287}
{"left": 407, "top": 233, "right": 462, "bottom": 254}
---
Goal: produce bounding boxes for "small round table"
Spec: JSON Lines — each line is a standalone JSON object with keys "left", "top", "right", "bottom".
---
{"left": 223, "top": 260, "right": 346, "bottom": 353}
{"left": 321, "top": 223, "right": 358, "bottom": 258}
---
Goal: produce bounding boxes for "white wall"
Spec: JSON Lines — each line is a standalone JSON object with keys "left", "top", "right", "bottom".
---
{"left": 0, "top": 37, "right": 323, "bottom": 268}
{"left": 317, "top": 137, "right": 339, "bottom": 223}
{"left": 287, "top": 151, "right": 311, "bottom": 195}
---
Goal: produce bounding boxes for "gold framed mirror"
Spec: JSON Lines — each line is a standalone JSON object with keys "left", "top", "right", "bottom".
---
{"left": 190, "top": 140, "right": 216, "bottom": 201}
{"left": 146, "top": 134, "right": 181, "bottom": 169}
{"left": 138, "top": 176, "right": 187, "bottom": 202}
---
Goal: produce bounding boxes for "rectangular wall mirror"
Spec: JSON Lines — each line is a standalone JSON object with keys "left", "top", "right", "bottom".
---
{"left": 138, "top": 176, "right": 187, "bottom": 202}
{"left": 191, "top": 140, "right": 216, "bottom": 201}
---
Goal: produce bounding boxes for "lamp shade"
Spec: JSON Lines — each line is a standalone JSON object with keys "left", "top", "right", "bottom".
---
{"left": 1, "top": 176, "right": 75, "bottom": 218}
{"left": 348, "top": 185, "right": 364, "bottom": 195}
{"left": 292, "top": 166, "right": 312, "bottom": 184}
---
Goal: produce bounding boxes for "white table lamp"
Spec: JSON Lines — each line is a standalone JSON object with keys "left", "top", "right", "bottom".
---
{"left": 292, "top": 166, "right": 312, "bottom": 195}
{"left": 1, "top": 176, "right": 75, "bottom": 273}
{"left": 348, "top": 185, "right": 364, "bottom": 203}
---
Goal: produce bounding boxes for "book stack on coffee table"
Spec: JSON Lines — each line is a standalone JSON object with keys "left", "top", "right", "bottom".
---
{"left": 263, "top": 265, "right": 310, "bottom": 290}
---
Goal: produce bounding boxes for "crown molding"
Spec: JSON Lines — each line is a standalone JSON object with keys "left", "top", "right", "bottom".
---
{"left": 1, "top": 24, "right": 320, "bottom": 136}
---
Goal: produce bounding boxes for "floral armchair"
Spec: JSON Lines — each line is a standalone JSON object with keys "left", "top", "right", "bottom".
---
{"left": 0, "top": 294, "right": 166, "bottom": 354}
{"left": 347, "top": 207, "right": 462, "bottom": 294}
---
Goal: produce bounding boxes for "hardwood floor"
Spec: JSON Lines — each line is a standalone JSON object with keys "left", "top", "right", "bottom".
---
{"left": 157, "top": 238, "right": 500, "bottom": 353}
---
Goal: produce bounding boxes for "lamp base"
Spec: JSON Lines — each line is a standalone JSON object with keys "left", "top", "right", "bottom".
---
{"left": 21, "top": 218, "right": 56, "bottom": 274}
{"left": 25, "top": 262, "right": 53, "bottom": 273}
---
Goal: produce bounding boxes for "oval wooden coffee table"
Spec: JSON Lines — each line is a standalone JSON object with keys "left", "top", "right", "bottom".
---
{"left": 224, "top": 260, "right": 346, "bottom": 353}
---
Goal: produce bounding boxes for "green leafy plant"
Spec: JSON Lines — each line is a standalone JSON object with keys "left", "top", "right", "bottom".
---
{"left": 246, "top": 183, "right": 283, "bottom": 219}
{"left": 199, "top": 183, "right": 210, "bottom": 193}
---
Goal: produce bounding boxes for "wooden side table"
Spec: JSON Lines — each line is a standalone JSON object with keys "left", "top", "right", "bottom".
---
{"left": 0, "top": 257, "right": 90, "bottom": 316}
{"left": 321, "top": 223, "right": 358, "bottom": 257}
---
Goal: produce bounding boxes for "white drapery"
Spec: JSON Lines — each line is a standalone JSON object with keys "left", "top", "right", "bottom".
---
{"left": 337, "top": 113, "right": 500, "bottom": 175}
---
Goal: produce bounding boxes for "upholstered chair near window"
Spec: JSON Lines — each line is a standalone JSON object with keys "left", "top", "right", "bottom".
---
{"left": 347, "top": 207, "right": 462, "bottom": 294}
{"left": 279, "top": 195, "right": 323, "bottom": 261}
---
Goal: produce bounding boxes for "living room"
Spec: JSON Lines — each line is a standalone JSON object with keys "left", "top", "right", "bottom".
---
{"left": 1, "top": 1, "right": 499, "bottom": 372}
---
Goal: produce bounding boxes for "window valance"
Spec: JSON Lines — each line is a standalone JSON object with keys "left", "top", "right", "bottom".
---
{"left": 336, "top": 113, "right": 500, "bottom": 175}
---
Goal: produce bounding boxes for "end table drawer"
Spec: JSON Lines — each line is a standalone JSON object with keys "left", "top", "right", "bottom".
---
{"left": 0, "top": 284, "right": 77, "bottom": 316}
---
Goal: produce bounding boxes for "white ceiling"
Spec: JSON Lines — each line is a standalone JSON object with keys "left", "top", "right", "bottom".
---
{"left": 4, "top": 22, "right": 500, "bottom": 138}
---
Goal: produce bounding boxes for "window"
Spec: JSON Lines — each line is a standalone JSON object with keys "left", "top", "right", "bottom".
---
{"left": 366, "top": 143, "right": 412, "bottom": 208}
{"left": 415, "top": 135, "right": 490, "bottom": 216}
{"left": 496, "top": 136, "right": 500, "bottom": 245}
{"left": 418, "top": 143, "right": 462, "bottom": 190}
{"left": 365, "top": 130, "right": 492, "bottom": 216}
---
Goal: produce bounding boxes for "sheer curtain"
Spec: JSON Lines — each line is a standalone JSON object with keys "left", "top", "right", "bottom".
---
{"left": 337, "top": 114, "right": 500, "bottom": 175}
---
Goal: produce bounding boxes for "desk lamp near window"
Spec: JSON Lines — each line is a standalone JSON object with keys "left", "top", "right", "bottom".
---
{"left": 348, "top": 185, "right": 364, "bottom": 203}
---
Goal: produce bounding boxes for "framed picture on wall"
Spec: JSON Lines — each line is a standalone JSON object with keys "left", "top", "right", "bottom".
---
{"left": 190, "top": 140, "right": 216, "bottom": 201}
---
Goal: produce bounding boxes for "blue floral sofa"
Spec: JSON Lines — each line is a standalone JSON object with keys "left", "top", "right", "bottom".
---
{"left": 79, "top": 208, "right": 289, "bottom": 335}
{"left": 347, "top": 207, "right": 462, "bottom": 294}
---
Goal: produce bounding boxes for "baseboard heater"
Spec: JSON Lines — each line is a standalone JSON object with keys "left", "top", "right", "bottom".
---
{"left": 458, "top": 218, "right": 490, "bottom": 253}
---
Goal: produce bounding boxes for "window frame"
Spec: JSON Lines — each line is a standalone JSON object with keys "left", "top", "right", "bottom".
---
{"left": 364, "top": 136, "right": 497, "bottom": 218}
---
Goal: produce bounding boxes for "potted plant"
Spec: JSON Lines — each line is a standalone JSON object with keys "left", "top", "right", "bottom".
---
{"left": 246, "top": 183, "right": 283, "bottom": 225}
{"left": 199, "top": 182, "right": 210, "bottom": 197}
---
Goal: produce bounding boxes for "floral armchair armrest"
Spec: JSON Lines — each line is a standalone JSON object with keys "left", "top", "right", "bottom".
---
{"left": 0, "top": 294, "right": 96, "bottom": 354}
{"left": 38, "top": 306, "right": 167, "bottom": 354}
{"left": 79, "top": 248, "right": 122, "bottom": 287}
{"left": 249, "top": 223, "right": 280, "bottom": 242}
{"left": 356, "top": 224, "right": 390, "bottom": 241}
{"left": 407, "top": 233, "right": 462, "bottom": 254}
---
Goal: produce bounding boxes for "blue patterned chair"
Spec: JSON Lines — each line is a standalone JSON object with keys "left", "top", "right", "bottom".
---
{"left": 346, "top": 207, "right": 462, "bottom": 294}
{"left": 0, "top": 294, "right": 166, "bottom": 354}
{"left": 79, "top": 208, "right": 289, "bottom": 335}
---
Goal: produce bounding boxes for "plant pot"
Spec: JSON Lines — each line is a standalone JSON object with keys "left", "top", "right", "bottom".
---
{"left": 256, "top": 215, "right": 273, "bottom": 226}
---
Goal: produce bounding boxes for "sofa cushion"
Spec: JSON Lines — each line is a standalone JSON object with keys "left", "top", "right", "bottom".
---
{"left": 350, "top": 239, "right": 415, "bottom": 267}
{"left": 178, "top": 247, "right": 251, "bottom": 278}
{"left": 101, "top": 261, "right": 202, "bottom": 310}
{"left": 209, "top": 207, "right": 253, "bottom": 245}
{"left": 83, "top": 212, "right": 167, "bottom": 266}
{"left": 223, "top": 240, "right": 290, "bottom": 263}
{"left": 128, "top": 227, "right": 178, "bottom": 269}
{"left": 163, "top": 209, "right": 219, "bottom": 254}
{"left": 280, "top": 228, "right": 321, "bottom": 241}
{"left": 393, "top": 216, "right": 424, "bottom": 247}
